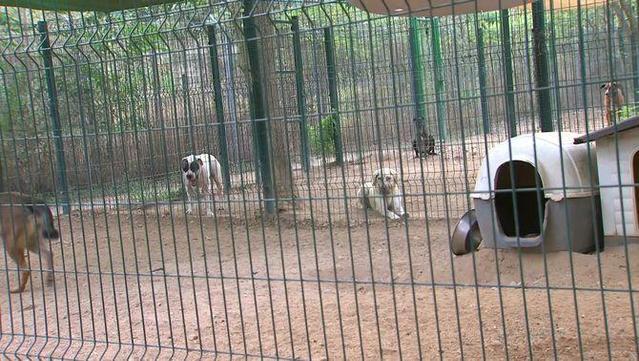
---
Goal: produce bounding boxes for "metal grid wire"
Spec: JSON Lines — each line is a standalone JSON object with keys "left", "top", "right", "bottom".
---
{"left": 0, "top": 0, "right": 637, "bottom": 358}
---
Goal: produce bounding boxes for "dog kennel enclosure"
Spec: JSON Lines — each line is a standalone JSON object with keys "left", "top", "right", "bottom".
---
{"left": 574, "top": 116, "right": 639, "bottom": 241}
{"left": 471, "top": 132, "right": 602, "bottom": 252}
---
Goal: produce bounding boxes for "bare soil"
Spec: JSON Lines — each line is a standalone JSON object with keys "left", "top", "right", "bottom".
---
{"left": 0, "top": 110, "right": 631, "bottom": 359}
{"left": 0, "top": 210, "right": 637, "bottom": 360}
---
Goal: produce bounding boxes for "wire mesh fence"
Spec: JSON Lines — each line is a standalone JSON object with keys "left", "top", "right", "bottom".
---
{"left": 0, "top": 0, "right": 637, "bottom": 358}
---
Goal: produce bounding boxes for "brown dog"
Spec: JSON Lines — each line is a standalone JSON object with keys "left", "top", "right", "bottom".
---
{"left": 601, "top": 82, "right": 625, "bottom": 126}
{"left": 0, "top": 192, "right": 58, "bottom": 293}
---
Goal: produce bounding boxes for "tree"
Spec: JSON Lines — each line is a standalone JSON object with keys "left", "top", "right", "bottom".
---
{"left": 612, "top": 0, "right": 638, "bottom": 99}
{"left": 242, "top": 0, "right": 297, "bottom": 213}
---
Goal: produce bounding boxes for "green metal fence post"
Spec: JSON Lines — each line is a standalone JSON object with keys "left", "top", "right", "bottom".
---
{"left": 500, "top": 9, "right": 517, "bottom": 137}
{"left": 242, "top": 1, "right": 275, "bottom": 214}
{"left": 430, "top": 18, "right": 447, "bottom": 140}
{"left": 182, "top": 73, "right": 196, "bottom": 150}
{"left": 291, "top": 16, "right": 310, "bottom": 172}
{"left": 476, "top": 23, "right": 491, "bottom": 134}
{"left": 323, "top": 27, "right": 343, "bottom": 165}
{"left": 532, "top": 0, "right": 553, "bottom": 132}
{"left": 632, "top": 34, "right": 639, "bottom": 102}
{"left": 207, "top": 24, "right": 231, "bottom": 190}
{"left": 38, "top": 20, "right": 70, "bottom": 214}
{"left": 409, "top": 18, "right": 426, "bottom": 123}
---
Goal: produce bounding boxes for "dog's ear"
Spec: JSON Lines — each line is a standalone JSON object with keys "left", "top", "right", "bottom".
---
{"left": 181, "top": 159, "right": 189, "bottom": 173}
{"left": 372, "top": 170, "right": 381, "bottom": 187}
{"left": 389, "top": 169, "right": 399, "bottom": 184}
{"left": 600, "top": 83, "right": 607, "bottom": 89}
{"left": 197, "top": 158, "right": 204, "bottom": 166}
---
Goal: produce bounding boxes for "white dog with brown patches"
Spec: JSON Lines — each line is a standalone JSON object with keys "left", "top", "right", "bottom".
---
{"left": 181, "top": 153, "right": 224, "bottom": 216}
{"left": 357, "top": 168, "right": 408, "bottom": 220}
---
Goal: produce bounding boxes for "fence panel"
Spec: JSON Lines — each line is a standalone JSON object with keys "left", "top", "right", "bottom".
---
{"left": 0, "top": 0, "right": 637, "bottom": 359}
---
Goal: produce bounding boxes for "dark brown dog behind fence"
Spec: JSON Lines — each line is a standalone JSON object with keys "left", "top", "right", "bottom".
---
{"left": 0, "top": 192, "right": 58, "bottom": 296}
{"left": 412, "top": 117, "right": 437, "bottom": 158}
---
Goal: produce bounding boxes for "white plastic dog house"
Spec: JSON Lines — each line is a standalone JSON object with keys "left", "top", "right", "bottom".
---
{"left": 471, "top": 132, "right": 602, "bottom": 252}
{"left": 574, "top": 116, "right": 639, "bottom": 241}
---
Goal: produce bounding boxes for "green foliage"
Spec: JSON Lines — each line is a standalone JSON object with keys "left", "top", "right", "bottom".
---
{"left": 308, "top": 113, "right": 337, "bottom": 156}
{"left": 619, "top": 104, "right": 639, "bottom": 119}
{"left": 0, "top": 9, "right": 178, "bottom": 137}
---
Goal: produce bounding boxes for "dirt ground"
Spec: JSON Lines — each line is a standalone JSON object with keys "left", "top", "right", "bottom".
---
{"left": 0, "top": 110, "right": 631, "bottom": 359}
{"left": 0, "top": 209, "right": 637, "bottom": 360}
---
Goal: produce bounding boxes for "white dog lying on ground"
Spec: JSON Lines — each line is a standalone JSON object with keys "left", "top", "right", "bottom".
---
{"left": 181, "top": 153, "right": 224, "bottom": 216}
{"left": 357, "top": 167, "right": 408, "bottom": 220}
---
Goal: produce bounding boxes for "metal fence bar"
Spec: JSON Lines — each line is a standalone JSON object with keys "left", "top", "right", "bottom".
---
{"left": 632, "top": 37, "right": 639, "bottom": 102}
{"left": 291, "top": 16, "right": 311, "bottom": 172}
{"left": 430, "top": 17, "right": 447, "bottom": 140}
{"left": 0, "top": 2, "right": 637, "bottom": 359}
{"left": 499, "top": 9, "right": 517, "bottom": 137}
{"left": 408, "top": 18, "right": 426, "bottom": 122}
{"left": 323, "top": 26, "right": 343, "bottom": 165}
{"left": 37, "top": 20, "right": 70, "bottom": 214}
{"left": 532, "top": 0, "right": 553, "bottom": 132}
{"left": 206, "top": 24, "right": 232, "bottom": 190}
{"left": 475, "top": 20, "right": 491, "bottom": 134}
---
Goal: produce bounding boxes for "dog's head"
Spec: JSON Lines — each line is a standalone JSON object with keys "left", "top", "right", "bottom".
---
{"left": 181, "top": 157, "right": 204, "bottom": 187}
{"left": 373, "top": 168, "right": 399, "bottom": 196}
{"left": 601, "top": 82, "right": 624, "bottom": 100}
{"left": 414, "top": 117, "right": 430, "bottom": 137}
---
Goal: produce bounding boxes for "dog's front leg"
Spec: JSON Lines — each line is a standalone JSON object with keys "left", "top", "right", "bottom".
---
{"left": 392, "top": 195, "right": 408, "bottom": 219}
{"left": 211, "top": 174, "right": 225, "bottom": 210}
{"left": 185, "top": 187, "right": 194, "bottom": 215}
{"left": 205, "top": 185, "right": 215, "bottom": 216}
{"left": 39, "top": 238, "right": 54, "bottom": 284}
{"left": 385, "top": 209, "right": 401, "bottom": 220}
{"left": 214, "top": 191, "right": 225, "bottom": 211}
{"left": 383, "top": 199, "right": 401, "bottom": 220}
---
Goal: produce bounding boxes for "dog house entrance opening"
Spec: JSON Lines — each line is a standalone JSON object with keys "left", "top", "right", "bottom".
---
{"left": 495, "top": 161, "right": 546, "bottom": 238}
{"left": 634, "top": 151, "right": 639, "bottom": 226}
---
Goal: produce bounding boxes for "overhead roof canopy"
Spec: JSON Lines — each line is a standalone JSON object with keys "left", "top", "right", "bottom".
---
{"left": 0, "top": 0, "right": 607, "bottom": 13}
{"left": 348, "top": 0, "right": 606, "bottom": 17}
{"left": 0, "top": 0, "right": 180, "bottom": 12}
{"left": 350, "top": 0, "right": 530, "bottom": 17}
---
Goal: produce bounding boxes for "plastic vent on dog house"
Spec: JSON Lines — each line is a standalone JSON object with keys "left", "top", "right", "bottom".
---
{"left": 471, "top": 132, "right": 602, "bottom": 252}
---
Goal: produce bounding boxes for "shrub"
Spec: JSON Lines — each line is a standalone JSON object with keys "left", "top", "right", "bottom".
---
{"left": 618, "top": 104, "right": 639, "bottom": 120}
{"left": 308, "top": 113, "right": 337, "bottom": 156}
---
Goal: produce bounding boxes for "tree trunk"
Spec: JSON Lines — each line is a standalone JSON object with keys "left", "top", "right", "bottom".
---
{"left": 615, "top": 0, "right": 639, "bottom": 101}
{"left": 245, "top": 4, "right": 297, "bottom": 210}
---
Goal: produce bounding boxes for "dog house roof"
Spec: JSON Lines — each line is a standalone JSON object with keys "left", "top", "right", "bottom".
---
{"left": 573, "top": 116, "right": 639, "bottom": 144}
{"left": 471, "top": 132, "right": 598, "bottom": 201}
